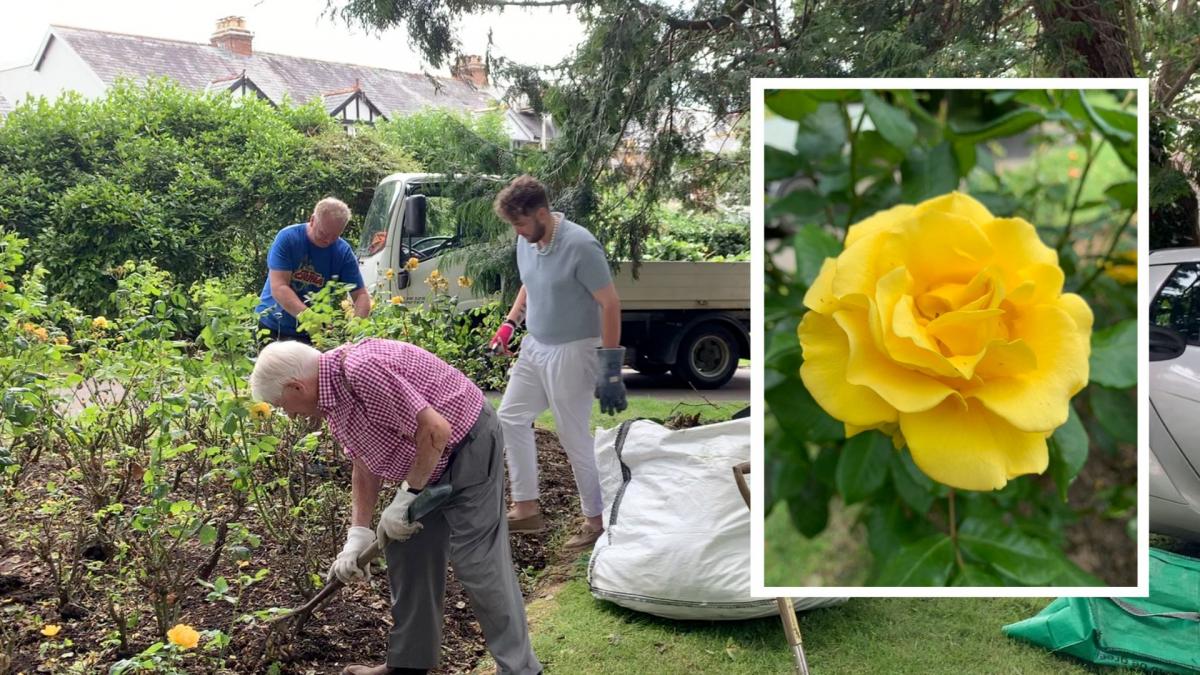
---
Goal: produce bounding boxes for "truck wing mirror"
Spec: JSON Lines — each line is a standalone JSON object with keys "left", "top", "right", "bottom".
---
{"left": 403, "top": 194, "right": 428, "bottom": 237}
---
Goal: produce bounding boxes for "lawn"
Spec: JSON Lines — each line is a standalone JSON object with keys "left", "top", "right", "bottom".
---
{"left": 524, "top": 563, "right": 1139, "bottom": 674}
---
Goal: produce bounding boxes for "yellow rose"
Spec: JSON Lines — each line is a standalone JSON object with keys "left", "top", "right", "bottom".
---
{"left": 457, "top": 276, "right": 472, "bottom": 288}
{"left": 54, "top": 335, "right": 69, "bottom": 345}
{"left": 40, "top": 624, "right": 61, "bottom": 637}
{"left": 249, "top": 401, "right": 272, "bottom": 420}
{"left": 797, "top": 192, "right": 1092, "bottom": 491}
{"left": 1102, "top": 250, "right": 1136, "bottom": 285}
{"left": 390, "top": 295, "right": 404, "bottom": 305}
{"left": 385, "top": 268, "right": 395, "bottom": 280}
{"left": 405, "top": 257, "right": 420, "bottom": 271}
{"left": 92, "top": 316, "right": 109, "bottom": 330}
{"left": 167, "top": 623, "right": 200, "bottom": 650}
{"left": 32, "top": 327, "right": 48, "bottom": 342}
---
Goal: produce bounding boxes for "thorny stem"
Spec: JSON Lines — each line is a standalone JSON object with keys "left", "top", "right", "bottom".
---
{"left": 949, "top": 489, "right": 965, "bottom": 571}
{"left": 1076, "top": 207, "right": 1137, "bottom": 295}
{"left": 1055, "top": 139, "right": 1101, "bottom": 254}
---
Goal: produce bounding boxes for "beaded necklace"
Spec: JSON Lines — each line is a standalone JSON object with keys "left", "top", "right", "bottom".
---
{"left": 534, "top": 212, "right": 562, "bottom": 257}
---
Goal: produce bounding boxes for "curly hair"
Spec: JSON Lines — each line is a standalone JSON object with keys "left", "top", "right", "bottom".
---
{"left": 493, "top": 175, "right": 550, "bottom": 221}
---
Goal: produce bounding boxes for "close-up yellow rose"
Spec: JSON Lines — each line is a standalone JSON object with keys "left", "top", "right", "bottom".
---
{"left": 249, "top": 401, "right": 272, "bottom": 420}
{"left": 167, "top": 623, "right": 200, "bottom": 650}
{"left": 798, "top": 192, "right": 1092, "bottom": 491}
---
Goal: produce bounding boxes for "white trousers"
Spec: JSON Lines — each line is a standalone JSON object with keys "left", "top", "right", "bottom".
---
{"left": 498, "top": 335, "right": 604, "bottom": 518}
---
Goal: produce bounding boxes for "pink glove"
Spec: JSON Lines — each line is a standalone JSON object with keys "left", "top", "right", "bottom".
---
{"left": 489, "top": 320, "right": 516, "bottom": 355}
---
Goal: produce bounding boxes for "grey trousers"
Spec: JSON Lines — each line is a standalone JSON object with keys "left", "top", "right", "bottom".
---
{"left": 384, "top": 403, "right": 542, "bottom": 674}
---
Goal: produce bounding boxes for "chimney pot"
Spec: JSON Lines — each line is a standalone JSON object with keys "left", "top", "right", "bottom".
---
{"left": 451, "top": 54, "right": 487, "bottom": 88}
{"left": 211, "top": 16, "right": 254, "bottom": 57}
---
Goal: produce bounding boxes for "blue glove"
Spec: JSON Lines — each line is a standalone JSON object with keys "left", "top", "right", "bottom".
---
{"left": 595, "top": 347, "right": 628, "bottom": 415}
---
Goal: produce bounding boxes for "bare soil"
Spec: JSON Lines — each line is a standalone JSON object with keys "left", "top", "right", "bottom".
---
{"left": 0, "top": 430, "right": 581, "bottom": 674}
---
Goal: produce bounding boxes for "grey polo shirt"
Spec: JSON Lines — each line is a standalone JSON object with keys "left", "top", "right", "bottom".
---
{"left": 516, "top": 214, "right": 613, "bottom": 345}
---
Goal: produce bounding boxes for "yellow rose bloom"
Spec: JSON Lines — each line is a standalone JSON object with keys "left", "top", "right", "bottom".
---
{"left": 405, "top": 257, "right": 420, "bottom": 271}
{"left": 167, "top": 623, "right": 200, "bottom": 650}
{"left": 458, "top": 276, "right": 472, "bottom": 288}
{"left": 390, "top": 295, "right": 405, "bottom": 305}
{"left": 54, "top": 335, "right": 69, "bottom": 346}
{"left": 797, "top": 192, "right": 1092, "bottom": 491}
{"left": 41, "top": 624, "right": 61, "bottom": 637}
{"left": 249, "top": 401, "right": 272, "bottom": 420}
{"left": 92, "top": 316, "right": 109, "bottom": 330}
{"left": 32, "top": 327, "right": 48, "bottom": 342}
{"left": 385, "top": 268, "right": 395, "bottom": 280}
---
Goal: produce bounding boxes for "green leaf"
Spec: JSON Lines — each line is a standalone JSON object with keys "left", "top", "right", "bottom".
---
{"left": 874, "top": 535, "right": 955, "bottom": 586}
{"left": 948, "top": 109, "right": 1045, "bottom": 144}
{"left": 952, "top": 564, "right": 1005, "bottom": 587}
{"left": 1104, "top": 181, "right": 1137, "bottom": 210}
{"left": 793, "top": 224, "right": 841, "bottom": 288}
{"left": 767, "top": 188, "right": 823, "bottom": 221}
{"left": 787, "top": 474, "right": 831, "bottom": 538}
{"left": 1089, "top": 319, "right": 1136, "bottom": 389}
{"left": 198, "top": 523, "right": 218, "bottom": 547}
{"left": 836, "top": 431, "right": 892, "bottom": 504}
{"left": 952, "top": 141, "right": 977, "bottom": 177}
{"left": 765, "top": 147, "right": 803, "bottom": 181}
{"left": 1048, "top": 405, "right": 1089, "bottom": 501}
{"left": 890, "top": 449, "right": 937, "bottom": 513}
{"left": 766, "top": 90, "right": 818, "bottom": 120}
{"left": 765, "top": 377, "right": 843, "bottom": 444}
{"left": 900, "top": 141, "right": 958, "bottom": 203}
{"left": 1048, "top": 555, "right": 1105, "bottom": 586}
{"left": 1090, "top": 385, "right": 1136, "bottom": 444}
{"left": 862, "top": 91, "right": 916, "bottom": 152}
{"left": 866, "top": 498, "right": 934, "bottom": 574}
{"left": 793, "top": 102, "right": 847, "bottom": 160}
{"left": 956, "top": 518, "right": 1056, "bottom": 585}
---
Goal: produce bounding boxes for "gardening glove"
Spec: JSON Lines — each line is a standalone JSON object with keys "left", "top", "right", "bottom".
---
{"left": 328, "top": 526, "right": 375, "bottom": 585}
{"left": 488, "top": 319, "right": 518, "bottom": 356}
{"left": 376, "top": 483, "right": 423, "bottom": 546}
{"left": 595, "top": 347, "right": 628, "bottom": 415}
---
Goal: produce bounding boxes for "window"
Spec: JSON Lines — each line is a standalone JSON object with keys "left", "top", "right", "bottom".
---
{"left": 1153, "top": 262, "right": 1200, "bottom": 345}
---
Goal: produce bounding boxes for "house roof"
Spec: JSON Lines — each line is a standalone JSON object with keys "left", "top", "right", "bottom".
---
{"left": 48, "top": 24, "right": 497, "bottom": 117}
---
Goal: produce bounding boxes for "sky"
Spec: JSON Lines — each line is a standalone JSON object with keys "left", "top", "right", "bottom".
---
{"left": 0, "top": 0, "right": 585, "bottom": 77}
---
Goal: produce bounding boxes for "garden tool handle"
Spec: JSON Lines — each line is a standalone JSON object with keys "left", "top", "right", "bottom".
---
{"left": 733, "top": 462, "right": 751, "bottom": 509}
{"left": 267, "top": 540, "right": 382, "bottom": 625}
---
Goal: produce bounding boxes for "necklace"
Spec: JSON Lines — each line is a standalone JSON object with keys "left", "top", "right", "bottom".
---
{"left": 535, "top": 213, "right": 562, "bottom": 257}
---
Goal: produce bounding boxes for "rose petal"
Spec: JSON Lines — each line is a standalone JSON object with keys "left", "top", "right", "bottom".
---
{"left": 802, "top": 258, "right": 840, "bottom": 314}
{"left": 844, "top": 203, "right": 915, "bottom": 249}
{"left": 798, "top": 311, "right": 898, "bottom": 427}
{"left": 899, "top": 397, "right": 1049, "bottom": 491}
{"left": 833, "top": 308, "right": 957, "bottom": 413}
{"left": 967, "top": 304, "right": 1090, "bottom": 432}
{"left": 912, "top": 191, "right": 996, "bottom": 227}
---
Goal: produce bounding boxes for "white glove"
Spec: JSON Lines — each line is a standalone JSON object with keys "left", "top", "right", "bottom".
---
{"left": 328, "top": 526, "right": 375, "bottom": 585}
{"left": 376, "top": 483, "right": 422, "bottom": 545}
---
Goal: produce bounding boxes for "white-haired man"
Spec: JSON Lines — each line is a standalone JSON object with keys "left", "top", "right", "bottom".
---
{"left": 250, "top": 338, "right": 541, "bottom": 675}
{"left": 255, "top": 196, "right": 372, "bottom": 343}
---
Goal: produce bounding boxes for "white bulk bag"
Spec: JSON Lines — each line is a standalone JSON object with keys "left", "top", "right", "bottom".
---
{"left": 587, "top": 417, "right": 845, "bottom": 620}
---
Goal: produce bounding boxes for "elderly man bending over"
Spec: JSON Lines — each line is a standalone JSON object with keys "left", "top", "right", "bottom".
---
{"left": 250, "top": 338, "right": 541, "bottom": 675}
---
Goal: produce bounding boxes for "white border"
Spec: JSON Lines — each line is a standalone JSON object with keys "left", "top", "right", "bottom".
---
{"left": 751, "top": 77, "right": 1150, "bottom": 598}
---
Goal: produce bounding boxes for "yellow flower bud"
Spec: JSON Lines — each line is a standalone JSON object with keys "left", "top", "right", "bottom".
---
{"left": 40, "top": 624, "right": 61, "bottom": 637}
{"left": 390, "top": 295, "right": 405, "bottom": 305}
{"left": 405, "top": 257, "right": 420, "bottom": 271}
{"left": 92, "top": 316, "right": 109, "bottom": 330}
{"left": 249, "top": 401, "right": 272, "bottom": 420}
{"left": 385, "top": 268, "right": 395, "bottom": 280}
{"left": 167, "top": 623, "right": 200, "bottom": 650}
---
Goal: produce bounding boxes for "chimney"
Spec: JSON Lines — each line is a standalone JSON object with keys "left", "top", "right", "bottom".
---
{"left": 211, "top": 16, "right": 254, "bottom": 57}
{"left": 451, "top": 55, "right": 487, "bottom": 88}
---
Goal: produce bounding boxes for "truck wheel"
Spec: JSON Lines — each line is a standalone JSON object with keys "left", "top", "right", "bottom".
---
{"left": 673, "top": 323, "right": 738, "bottom": 389}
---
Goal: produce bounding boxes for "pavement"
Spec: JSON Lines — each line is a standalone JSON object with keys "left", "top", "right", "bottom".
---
{"left": 620, "top": 366, "right": 750, "bottom": 402}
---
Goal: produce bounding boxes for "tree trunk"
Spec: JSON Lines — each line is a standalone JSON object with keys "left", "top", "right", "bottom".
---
{"left": 1033, "top": 0, "right": 1135, "bottom": 77}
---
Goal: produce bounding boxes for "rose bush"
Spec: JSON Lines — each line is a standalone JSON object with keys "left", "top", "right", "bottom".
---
{"left": 798, "top": 192, "right": 1092, "bottom": 490}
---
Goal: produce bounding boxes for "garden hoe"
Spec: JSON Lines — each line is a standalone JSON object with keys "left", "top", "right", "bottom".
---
{"left": 734, "top": 462, "right": 810, "bottom": 675}
{"left": 266, "top": 484, "right": 453, "bottom": 634}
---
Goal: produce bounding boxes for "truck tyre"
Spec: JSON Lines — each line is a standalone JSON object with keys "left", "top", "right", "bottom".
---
{"left": 673, "top": 323, "right": 739, "bottom": 389}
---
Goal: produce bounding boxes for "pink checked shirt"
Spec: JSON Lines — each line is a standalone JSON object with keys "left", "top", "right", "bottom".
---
{"left": 317, "top": 338, "right": 485, "bottom": 483}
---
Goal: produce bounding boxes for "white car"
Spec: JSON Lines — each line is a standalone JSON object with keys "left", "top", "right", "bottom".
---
{"left": 1149, "top": 247, "right": 1200, "bottom": 541}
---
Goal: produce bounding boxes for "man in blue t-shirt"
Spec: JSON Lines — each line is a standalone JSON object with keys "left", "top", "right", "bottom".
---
{"left": 255, "top": 197, "right": 370, "bottom": 343}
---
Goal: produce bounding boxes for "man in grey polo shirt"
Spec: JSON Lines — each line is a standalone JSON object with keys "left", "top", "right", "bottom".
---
{"left": 488, "top": 175, "right": 627, "bottom": 551}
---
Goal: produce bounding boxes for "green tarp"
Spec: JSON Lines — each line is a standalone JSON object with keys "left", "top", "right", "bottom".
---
{"left": 1003, "top": 548, "right": 1200, "bottom": 674}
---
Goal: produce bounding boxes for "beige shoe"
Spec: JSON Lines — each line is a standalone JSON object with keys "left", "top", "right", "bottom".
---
{"left": 563, "top": 524, "right": 603, "bottom": 551}
{"left": 507, "top": 511, "right": 545, "bottom": 533}
{"left": 340, "top": 665, "right": 390, "bottom": 675}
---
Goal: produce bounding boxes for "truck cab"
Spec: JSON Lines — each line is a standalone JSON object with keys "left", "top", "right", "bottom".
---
{"left": 356, "top": 173, "right": 750, "bottom": 389}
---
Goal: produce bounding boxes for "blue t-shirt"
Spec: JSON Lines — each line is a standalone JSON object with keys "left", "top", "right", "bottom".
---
{"left": 255, "top": 223, "right": 364, "bottom": 333}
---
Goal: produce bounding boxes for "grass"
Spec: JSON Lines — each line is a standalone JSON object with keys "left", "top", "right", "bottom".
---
{"left": 484, "top": 395, "right": 746, "bottom": 434}
{"left": 523, "top": 563, "right": 1139, "bottom": 674}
